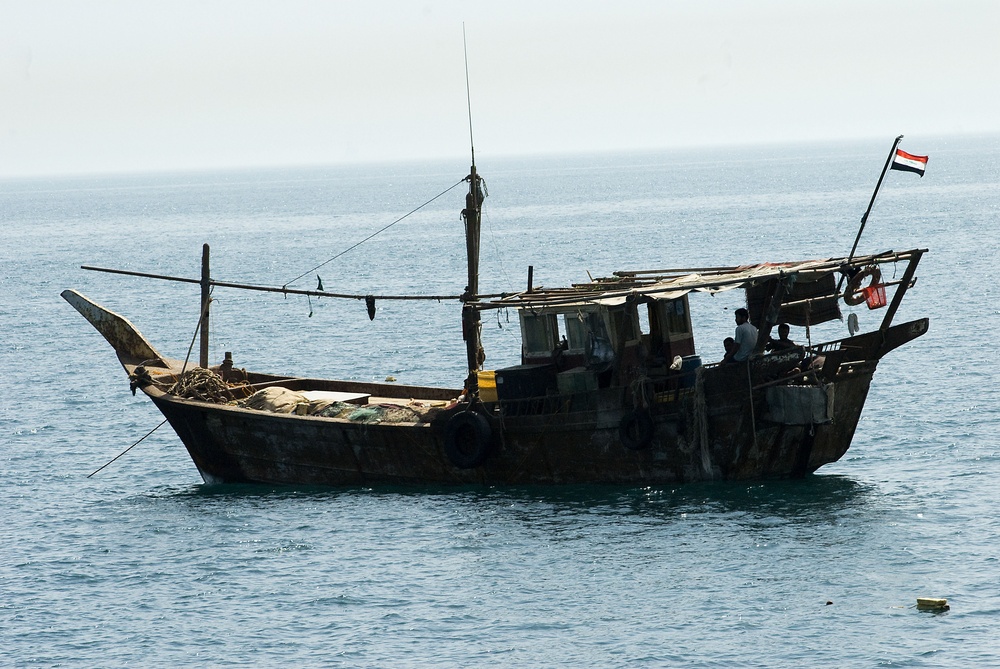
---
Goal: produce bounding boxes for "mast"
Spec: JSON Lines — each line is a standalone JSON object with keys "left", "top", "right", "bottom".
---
{"left": 200, "top": 243, "right": 210, "bottom": 368}
{"left": 848, "top": 135, "right": 903, "bottom": 263}
{"left": 461, "top": 27, "right": 484, "bottom": 399}
{"left": 461, "top": 164, "right": 484, "bottom": 398}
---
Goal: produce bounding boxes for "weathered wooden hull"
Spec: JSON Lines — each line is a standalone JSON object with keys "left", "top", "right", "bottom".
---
{"left": 63, "top": 288, "right": 927, "bottom": 486}
{"left": 144, "top": 359, "right": 878, "bottom": 485}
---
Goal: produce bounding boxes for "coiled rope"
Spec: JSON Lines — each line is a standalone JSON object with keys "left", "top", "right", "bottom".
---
{"left": 168, "top": 367, "right": 249, "bottom": 403}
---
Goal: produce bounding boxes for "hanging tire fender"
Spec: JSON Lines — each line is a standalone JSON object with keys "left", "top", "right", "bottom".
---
{"left": 443, "top": 410, "right": 493, "bottom": 469}
{"left": 844, "top": 266, "right": 881, "bottom": 306}
{"left": 619, "top": 409, "right": 654, "bottom": 451}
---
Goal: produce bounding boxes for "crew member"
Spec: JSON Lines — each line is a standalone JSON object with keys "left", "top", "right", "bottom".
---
{"left": 724, "top": 308, "right": 758, "bottom": 363}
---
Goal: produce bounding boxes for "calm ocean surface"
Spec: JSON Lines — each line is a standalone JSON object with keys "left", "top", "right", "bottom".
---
{"left": 3, "top": 137, "right": 999, "bottom": 667}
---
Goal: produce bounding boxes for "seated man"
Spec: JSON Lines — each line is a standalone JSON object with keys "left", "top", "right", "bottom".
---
{"left": 723, "top": 308, "right": 758, "bottom": 363}
{"left": 766, "top": 323, "right": 797, "bottom": 351}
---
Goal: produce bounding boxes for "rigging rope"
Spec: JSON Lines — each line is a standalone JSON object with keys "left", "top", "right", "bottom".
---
{"left": 180, "top": 286, "right": 214, "bottom": 376}
{"left": 483, "top": 208, "right": 515, "bottom": 296}
{"left": 282, "top": 178, "right": 468, "bottom": 289}
{"left": 87, "top": 419, "right": 168, "bottom": 478}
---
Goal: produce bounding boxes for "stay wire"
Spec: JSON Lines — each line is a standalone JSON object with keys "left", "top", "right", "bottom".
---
{"left": 483, "top": 208, "right": 515, "bottom": 295}
{"left": 87, "top": 419, "right": 169, "bottom": 478}
{"left": 282, "top": 178, "right": 467, "bottom": 289}
{"left": 181, "top": 285, "right": 214, "bottom": 376}
{"left": 89, "top": 285, "right": 216, "bottom": 478}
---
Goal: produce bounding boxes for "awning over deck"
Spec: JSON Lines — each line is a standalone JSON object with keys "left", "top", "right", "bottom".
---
{"left": 481, "top": 249, "right": 924, "bottom": 327}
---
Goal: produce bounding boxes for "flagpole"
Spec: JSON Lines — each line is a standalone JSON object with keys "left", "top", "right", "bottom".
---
{"left": 847, "top": 134, "right": 903, "bottom": 263}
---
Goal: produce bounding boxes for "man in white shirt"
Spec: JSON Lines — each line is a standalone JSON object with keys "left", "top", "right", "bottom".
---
{"left": 724, "top": 308, "right": 758, "bottom": 363}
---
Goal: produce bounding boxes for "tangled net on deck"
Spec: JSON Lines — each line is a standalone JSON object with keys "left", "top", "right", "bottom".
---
{"left": 167, "top": 367, "right": 251, "bottom": 404}
{"left": 312, "top": 401, "right": 429, "bottom": 423}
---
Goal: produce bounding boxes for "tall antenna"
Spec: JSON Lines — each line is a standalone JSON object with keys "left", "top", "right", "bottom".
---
{"left": 463, "top": 23, "right": 475, "bottom": 167}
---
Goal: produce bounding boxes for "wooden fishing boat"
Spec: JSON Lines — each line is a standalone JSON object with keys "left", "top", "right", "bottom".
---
{"left": 64, "top": 162, "right": 928, "bottom": 485}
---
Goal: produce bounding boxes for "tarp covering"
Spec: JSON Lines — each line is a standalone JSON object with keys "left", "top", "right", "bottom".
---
{"left": 747, "top": 271, "right": 842, "bottom": 327}
{"left": 243, "top": 387, "right": 305, "bottom": 413}
{"left": 240, "top": 387, "right": 447, "bottom": 424}
{"left": 486, "top": 251, "right": 918, "bottom": 312}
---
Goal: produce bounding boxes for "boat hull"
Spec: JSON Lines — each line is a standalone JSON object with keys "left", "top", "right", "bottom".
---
{"left": 147, "top": 360, "right": 877, "bottom": 485}
{"left": 64, "top": 288, "right": 926, "bottom": 486}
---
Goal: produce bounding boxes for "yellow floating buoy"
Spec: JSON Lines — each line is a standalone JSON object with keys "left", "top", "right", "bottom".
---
{"left": 916, "top": 597, "right": 949, "bottom": 611}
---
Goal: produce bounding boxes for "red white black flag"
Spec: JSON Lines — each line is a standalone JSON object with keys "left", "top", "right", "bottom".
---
{"left": 890, "top": 149, "right": 928, "bottom": 177}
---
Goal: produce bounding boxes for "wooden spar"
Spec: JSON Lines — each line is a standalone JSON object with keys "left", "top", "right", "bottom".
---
{"left": 462, "top": 164, "right": 483, "bottom": 396}
{"left": 848, "top": 135, "right": 903, "bottom": 264}
{"left": 461, "top": 35, "right": 484, "bottom": 399}
{"left": 879, "top": 248, "right": 922, "bottom": 331}
{"left": 80, "top": 265, "right": 482, "bottom": 301}
{"left": 603, "top": 253, "right": 907, "bottom": 288}
{"left": 611, "top": 252, "right": 905, "bottom": 285}
{"left": 200, "top": 244, "right": 210, "bottom": 369}
{"left": 614, "top": 265, "right": 762, "bottom": 277}
{"left": 466, "top": 166, "right": 481, "bottom": 301}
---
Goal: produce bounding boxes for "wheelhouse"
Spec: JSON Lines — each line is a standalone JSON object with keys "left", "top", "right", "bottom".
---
{"left": 482, "top": 249, "right": 925, "bottom": 407}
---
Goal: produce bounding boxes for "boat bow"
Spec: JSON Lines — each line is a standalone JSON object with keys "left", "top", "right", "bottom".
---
{"left": 61, "top": 289, "right": 169, "bottom": 370}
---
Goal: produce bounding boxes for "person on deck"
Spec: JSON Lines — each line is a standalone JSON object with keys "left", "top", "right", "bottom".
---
{"left": 723, "top": 308, "right": 758, "bottom": 363}
{"left": 722, "top": 337, "right": 738, "bottom": 363}
{"left": 765, "top": 323, "right": 796, "bottom": 352}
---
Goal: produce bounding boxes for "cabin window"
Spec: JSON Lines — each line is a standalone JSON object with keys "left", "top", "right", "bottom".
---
{"left": 637, "top": 304, "right": 651, "bottom": 337}
{"left": 521, "top": 313, "right": 556, "bottom": 355}
{"left": 585, "top": 311, "right": 614, "bottom": 366}
{"left": 645, "top": 301, "right": 664, "bottom": 343}
{"left": 562, "top": 312, "right": 588, "bottom": 353}
{"left": 609, "top": 308, "right": 638, "bottom": 344}
{"left": 662, "top": 297, "right": 691, "bottom": 336}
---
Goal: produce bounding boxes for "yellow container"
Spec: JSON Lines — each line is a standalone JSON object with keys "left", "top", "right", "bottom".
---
{"left": 477, "top": 370, "right": 498, "bottom": 402}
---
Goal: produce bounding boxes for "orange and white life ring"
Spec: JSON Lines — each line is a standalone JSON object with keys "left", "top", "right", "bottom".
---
{"left": 844, "top": 266, "right": 881, "bottom": 306}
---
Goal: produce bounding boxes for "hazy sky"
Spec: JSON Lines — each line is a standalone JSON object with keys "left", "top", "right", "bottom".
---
{"left": 2, "top": 0, "right": 997, "bottom": 177}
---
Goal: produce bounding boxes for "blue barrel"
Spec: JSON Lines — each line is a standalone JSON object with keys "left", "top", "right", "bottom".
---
{"left": 679, "top": 355, "right": 702, "bottom": 388}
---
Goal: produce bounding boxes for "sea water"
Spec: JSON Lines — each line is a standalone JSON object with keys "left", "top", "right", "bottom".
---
{"left": 2, "top": 137, "right": 999, "bottom": 667}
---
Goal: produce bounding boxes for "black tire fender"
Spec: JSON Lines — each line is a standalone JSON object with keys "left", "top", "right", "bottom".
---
{"left": 619, "top": 409, "right": 654, "bottom": 451}
{"left": 444, "top": 411, "right": 493, "bottom": 469}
